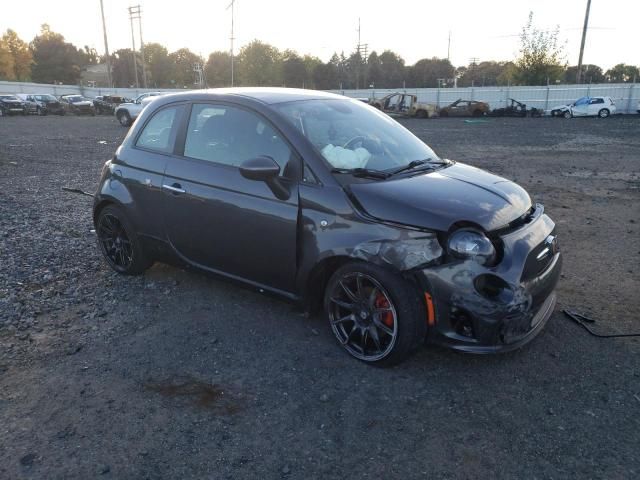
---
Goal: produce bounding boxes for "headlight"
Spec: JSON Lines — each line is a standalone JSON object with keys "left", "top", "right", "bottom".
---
{"left": 447, "top": 229, "right": 496, "bottom": 265}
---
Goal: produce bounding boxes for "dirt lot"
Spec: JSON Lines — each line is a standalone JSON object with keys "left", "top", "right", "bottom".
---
{"left": 1, "top": 114, "right": 639, "bottom": 479}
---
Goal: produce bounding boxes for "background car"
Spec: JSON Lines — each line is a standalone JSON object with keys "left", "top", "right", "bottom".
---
{"left": 17, "top": 93, "right": 64, "bottom": 115}
{"left": 0, "top": 94, "right": 27, "bottom": 116}
{"left": 550, "top": 96, "right": 616, "bottom": 118}
{"left": 114, "top": 91, "right": 164, "bottom": 126}
{"left": 93, "top": 95, "right": 128, "bottom": 115}
{"left": 370, "top": 93, "right": 437, "bottom": 118}
{"left": 59, "top": 95, "right": 95, "bottom": 115}
{"left": 438, "top": 99, "right": 490, "bottom": 117}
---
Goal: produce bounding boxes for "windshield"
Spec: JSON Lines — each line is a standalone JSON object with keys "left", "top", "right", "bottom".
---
{"left": 275, "top": 99, "right": 439, "bottom": 172}
{"left": 67, "top": 96, "right": 85, "bottom": 103}
{"left": 35, "top": 94, "right": 57, "bottom": 102}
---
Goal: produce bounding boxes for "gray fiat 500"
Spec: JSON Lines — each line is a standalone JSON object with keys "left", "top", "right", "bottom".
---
{"left": 93, "top": 88, "right": 561, "bottom": 365}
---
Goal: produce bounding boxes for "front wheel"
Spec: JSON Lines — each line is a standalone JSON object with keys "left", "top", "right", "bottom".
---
{"left": 324, "top": 262, "right": 426, "bottom": 366}
{"left": 416, "top": 109, "right": 428, "bottom": 119}
{"left": 563, "top": 111, "right": 572, "bottom": 119}
{"left": 96, "top": 205, "right": 153, "bottom": 275}
{"left": 117, "top": 111, "right": 132, "bottom": 127}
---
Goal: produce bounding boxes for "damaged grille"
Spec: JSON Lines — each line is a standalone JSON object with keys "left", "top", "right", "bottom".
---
{"left": 521, "top": 233, "right": 558, "bottom": 282}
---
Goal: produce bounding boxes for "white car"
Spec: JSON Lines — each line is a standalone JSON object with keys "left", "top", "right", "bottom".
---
{"left": 114, "top": 92, "right": 165, "bottom": 126}
{"left": 550, "top": 96, "right": 616, "bottom": 118}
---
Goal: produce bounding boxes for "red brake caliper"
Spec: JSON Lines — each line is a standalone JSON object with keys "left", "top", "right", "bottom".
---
{"left": 375, "top": 293, "right": 394, "bottom": 327}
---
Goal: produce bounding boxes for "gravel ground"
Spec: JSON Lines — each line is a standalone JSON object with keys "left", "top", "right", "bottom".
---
{"left": 0, "top": 114, "right": 639, "bottom": 479}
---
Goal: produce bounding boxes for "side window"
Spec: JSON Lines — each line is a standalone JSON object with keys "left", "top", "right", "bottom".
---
{"left": 184, "top": 103, "right": 294, "bottom": 177}
{"left": 136, "top": 106, "right": 179, "bottom": 153}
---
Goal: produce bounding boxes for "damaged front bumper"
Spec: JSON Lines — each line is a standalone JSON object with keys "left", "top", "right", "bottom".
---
{"left": 417, "top": 204, "right": 562, "bottom": 353}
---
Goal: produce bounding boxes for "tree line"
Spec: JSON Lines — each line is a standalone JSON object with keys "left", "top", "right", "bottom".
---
{"left": 1, "top": 20, "right": 638, "bottom": 90}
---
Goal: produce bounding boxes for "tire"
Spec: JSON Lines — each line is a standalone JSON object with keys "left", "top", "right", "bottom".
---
{"left": 439, "top": 110, "right": 448, "bottom": 117}
{"left": 324, "top": 262, "right": 426, "bottom": 366}
{"left": 472, "top": 109, "right": 483, "bottom": 117}
{"left": 96, "top": 204, "right": 153, "bottom": 275}
{"left": 598, "top": 108, "right": 610, "bottom": 118}
{"left": 117, "top": 110, "right": 132, "bottom": 127}
{"left": 416, "top": 109, "right": 428, "bottom": 119}
{"left": 563, "top": 111, "right": 572, "bottom": 119}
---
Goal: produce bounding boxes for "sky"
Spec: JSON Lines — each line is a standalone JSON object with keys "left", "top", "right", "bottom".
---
{"left": 1, "top": 0, "right": 638, "bottom": 69}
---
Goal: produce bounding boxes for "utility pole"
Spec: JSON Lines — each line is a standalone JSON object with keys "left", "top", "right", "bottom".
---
{"left": 226, "top": 0, "right": 235, "bottom": 86}
{"left": 99, "top": 0, "right": 112, "bottom": 88}
{"left": 576, "top": 0, "right": 591, "bottom": 84}
{"left": 128, "top": 6, "right": 139, "bottom": 88}
{"left": 355, "top": 18, "right": 368, "bottom": 90}
{"left": 128, "top": 5, "right": 146, "bottom": 88}
{"left": 447, "top": 30, "right": 451, "bottom": 62}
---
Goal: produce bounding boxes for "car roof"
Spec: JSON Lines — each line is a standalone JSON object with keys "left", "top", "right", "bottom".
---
{"left": 153, "top": 87, "right": 345, "bottom": 106}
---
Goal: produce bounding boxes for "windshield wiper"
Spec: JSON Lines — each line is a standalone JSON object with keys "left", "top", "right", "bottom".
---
{"left": 331, "top": 167, "right": 390, "bottom": 179}
{"left": 388, "top": 158, "right": 449, "bottom": 176}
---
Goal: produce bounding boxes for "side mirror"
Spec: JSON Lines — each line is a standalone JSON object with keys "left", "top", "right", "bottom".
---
{"left": 240, "top": 155, "right": 280, "bottom": 181}
{"left": 239, "top": 156, "right": 290, "bottom": 200}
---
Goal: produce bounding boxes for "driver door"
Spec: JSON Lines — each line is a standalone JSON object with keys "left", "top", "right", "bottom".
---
{"left": 161, "top": 102, "right": 300, "bottom": 293}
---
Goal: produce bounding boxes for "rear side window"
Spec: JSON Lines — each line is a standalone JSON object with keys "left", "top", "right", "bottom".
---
{"left": 136, "top": 106, "right": 179, "bottom": 153}
{"left": 184, "top": 103, "right": 294, "bottom": 176}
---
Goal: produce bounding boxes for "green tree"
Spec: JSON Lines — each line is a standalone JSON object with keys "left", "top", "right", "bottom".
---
{"left": 168, "top": 48, "right": 203, "bottom": 87}
{"left": 237, "top": 40, "right": 282, "bottom": 86}
{"left": 514, "top": 12, "right": 565, "bottom": 85}
{"left": 312, "top": 61, "right": 337, "bottom": 90}
{"left": 144, "top": 43, "right": 171, "bottom": 87}
{"left": 366, "top": 51, "right": 381, "bottom": 88}
{"left": 2, "top": 29, "right": 32, "bottom": 80}
{"left": 0, "top": 38, "right": 16, "bottom": 80}
{"left": 302, "top": 55, "right": 322, "bottom": 89}
{"left": 377, "top": 50, "right": 405, "bottom": 88}
{"left": 111, "top": 48, "right": 142, "bottom": 87}
{"left": 456, "top": 61, "right": 515, "bottom": 87}
{"left": 407, "top": 57, "right": 454, "bottom": 87}
{"left": 30, "top": 24, "right": 85, "bottom": 84}
{"left": 605, "top": 63, "right": 639, "bottom": 83}
{"left": 564, "top": 64, "right": 604, "bottom": 84}
{"left": 282, "top": 50, "right": 306, "bottom": 87}
{"left": 204, "top": 51, "right": 231, "bottom": 87}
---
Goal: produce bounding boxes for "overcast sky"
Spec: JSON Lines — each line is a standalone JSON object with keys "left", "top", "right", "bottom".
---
{"left": 1, "top": 0, "right": 637, "bottom": 69}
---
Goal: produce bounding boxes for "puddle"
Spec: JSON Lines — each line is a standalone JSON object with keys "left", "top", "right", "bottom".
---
{"left": 144, "top": 376, "right": 243, "bottom": 414}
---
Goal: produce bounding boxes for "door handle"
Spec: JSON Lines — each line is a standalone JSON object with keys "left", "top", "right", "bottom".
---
{"left": 162, "top": 183, "right": 186, "bottom": 194}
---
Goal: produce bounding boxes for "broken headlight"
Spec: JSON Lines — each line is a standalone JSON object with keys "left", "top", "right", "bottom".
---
{"left": 447, "top": 229, "right": 496, "bottom": 265}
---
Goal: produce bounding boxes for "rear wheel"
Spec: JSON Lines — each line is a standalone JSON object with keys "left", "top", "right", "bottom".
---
{"left": 117, "top": 110, "right": 132, "bottom": 127}
{"left": 563, "top": 111, "right": 572, "bottom": 119}
{"left": 96, "top": 205, "right": 152, "bottom": 275}
{"left": 472, "top": 109, "right": 483, "bottom": 117}
{"left": 598, "top": 108, "right": 610, "bottom": 118}
{"left": 324, "top": 262, "right": 426, "bottom": 366}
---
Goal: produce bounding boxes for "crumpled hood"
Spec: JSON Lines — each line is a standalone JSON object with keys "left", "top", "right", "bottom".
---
{"left": 348, "top": 162, "right": 532, "bottom": 232}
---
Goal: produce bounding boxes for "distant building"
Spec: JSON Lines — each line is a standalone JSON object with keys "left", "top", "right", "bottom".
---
{"left": 81, "top": 64, "right": 110, "bottom": 88}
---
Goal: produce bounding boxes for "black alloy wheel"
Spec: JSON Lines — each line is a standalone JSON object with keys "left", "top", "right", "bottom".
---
{"left": 96, "top": 205, "right": 152, "bottom": 275}
{"left": 325, "top": 263, "right": 426, "bottom": 365}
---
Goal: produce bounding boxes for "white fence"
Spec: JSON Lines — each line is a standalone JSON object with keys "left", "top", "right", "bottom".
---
{"left": 330, "top": 83, "right": 640, "bottom": 114}
{"left": 1, "top": 80, "right": 638, "bottom": 113}
{"left": 0, "top": 80, "right": 176, "bottom": 100}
